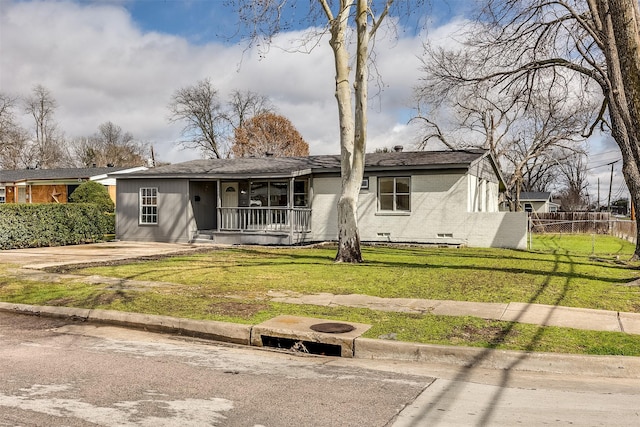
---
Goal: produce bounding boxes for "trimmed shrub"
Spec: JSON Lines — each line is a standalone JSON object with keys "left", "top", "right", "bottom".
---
{"left": 69, "top": 181, "right": 115, "bottom": 213}
{"left": 0, "top": 203, "right": 114, "bottom": 250}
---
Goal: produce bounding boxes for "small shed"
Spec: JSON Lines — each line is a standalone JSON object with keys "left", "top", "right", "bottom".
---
{"left": 519, "top": 192, "right": 560, "bottom": 213}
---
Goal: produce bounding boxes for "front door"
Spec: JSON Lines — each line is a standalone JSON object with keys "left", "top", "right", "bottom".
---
{"left": 190, "top": 181, "right": 217, "bottom": 230}
{"left": 17, "top": 187, "right": 26, "bottom": 203}
{"left": 221, "top": 182, "right": 239, "bottom": 229}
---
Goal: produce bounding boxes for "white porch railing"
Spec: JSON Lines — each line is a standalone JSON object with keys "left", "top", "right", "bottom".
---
{"left": 219, "top": 207, "right": 311, "bottom": 232}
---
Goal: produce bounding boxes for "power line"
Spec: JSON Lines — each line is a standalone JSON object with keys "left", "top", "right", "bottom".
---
{"left": 587, "top": 149, "right": 621, "bottom": 158}
{"left": 586, "top": 159, "right": 621, "bottom": 171}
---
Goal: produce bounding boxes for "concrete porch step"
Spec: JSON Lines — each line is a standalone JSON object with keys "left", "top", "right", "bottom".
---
{"left": 191, "top": 232, "right": 215, "bottom": 243}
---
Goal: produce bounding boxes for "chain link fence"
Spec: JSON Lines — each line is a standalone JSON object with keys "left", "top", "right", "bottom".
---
{"left": 528, "top": 213, "right": 636, "bottom": 255}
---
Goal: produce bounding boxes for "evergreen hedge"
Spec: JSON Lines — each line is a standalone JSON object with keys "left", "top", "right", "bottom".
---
{"left": 0, "top": 204, "right": 115, "bottom": 250}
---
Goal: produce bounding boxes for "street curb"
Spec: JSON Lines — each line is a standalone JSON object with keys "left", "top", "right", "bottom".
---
{"left": 2, "top": 301, "right": 639, "bottom": 378}
{"left": 0, "top": 302, "right": 251, "bottom": 345}
{"left": 352, "top": 338, "right": 640, "bottom": 378}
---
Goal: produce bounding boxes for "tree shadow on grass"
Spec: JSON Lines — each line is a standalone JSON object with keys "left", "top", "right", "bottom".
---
{"left": 65, "top": 246, "right": 637, "bottom": 315}
{"left": 403, "top": 251, "right": 579, "bottom": 426}
{"left": 62, "top": 245, "right": 635, "bottom": 322}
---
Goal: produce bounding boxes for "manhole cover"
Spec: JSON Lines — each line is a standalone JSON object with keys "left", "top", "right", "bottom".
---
{"left": 309, "top": 322, "right": 356, "bottom": 334}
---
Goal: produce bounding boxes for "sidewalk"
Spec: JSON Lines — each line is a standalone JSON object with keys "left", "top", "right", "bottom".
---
{"left": 266, "top": 291, "right": 640, "bottom": 335}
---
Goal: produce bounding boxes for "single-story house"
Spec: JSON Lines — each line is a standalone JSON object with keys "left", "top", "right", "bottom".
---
{"left": 519, "top": 192, "right": 559, "bottom": 213}
{"left": 0, "top": 166, "right": 147, "bottom": 205}
{"left": 114, "top": 150, "right": 527, "bottom": 249}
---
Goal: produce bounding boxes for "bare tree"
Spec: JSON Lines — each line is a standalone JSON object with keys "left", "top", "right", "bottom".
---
{"left": 520, "top": 146, "right": 578, "bottom": 194}
{"left": 505, "top": 93, "right": 591, "bottom": 210}
{"left": 229, "top": 0, "right": 424, "bottom": 262}
{"left": 226, "top": 90, "right": 273, "bottom": 132}
{"left": 232, "top": 113, "right": 309, "bottom": 157}
{"left": 555, "top": 151, "right": 590, "bottom": 211}
{"left": 414, "top": 76, "right": 521, "bottom": 153}
{"left": 419, "top": 0, "right": 640, "bottom": 258}
{"left": 168, "top": 81, "right": 273, "bottom": 159}
{"left": 97, "top": 121, "right": 147, "bottom": 166}
{"left": 415, "top": 54, "right": 591, "bottom": 211}
{"left": 168, "top": 78, "right": 226, "bottom": 159}
{"left": 23, "top": 84, "right": 66, "bottom": 168}
{"left": 0, "top": 93, "right": 30, "bottom": 169}
{"left": 71, "top": 121, "right": 147, "bottom": 167}
{"left": 0, "top": 93, "right": 17, "bottom": 136}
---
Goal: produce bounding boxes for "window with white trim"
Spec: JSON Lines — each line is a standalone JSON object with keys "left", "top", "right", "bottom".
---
{"left": 378, "top": 177, "right": 410, "bottom": 212}
{"left": 0, "top": 187, "right": 5, "bottom": 204}
{"left": 293, "top": 179, "right": 309, "bottom": 207}
{"left": 139, "top": 187, "right": 158, "bottom": 224}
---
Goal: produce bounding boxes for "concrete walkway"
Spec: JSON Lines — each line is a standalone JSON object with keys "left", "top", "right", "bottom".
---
{"left": 0, "top": 241, "right": 204, "bottom": 270}
{"left": 267, "top": 291, "right": 640, "bottom": 335}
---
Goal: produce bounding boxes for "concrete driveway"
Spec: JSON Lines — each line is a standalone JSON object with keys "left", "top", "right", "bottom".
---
{"left": 0, "top": 241, "right": 203, "bottom": 269}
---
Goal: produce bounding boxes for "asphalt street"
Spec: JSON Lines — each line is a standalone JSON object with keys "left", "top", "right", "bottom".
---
{"left": 1, "top": 312, "right": 639, "bottom": 426}
{"left": 0, "top": 312, "right": 430, "bottom": 426}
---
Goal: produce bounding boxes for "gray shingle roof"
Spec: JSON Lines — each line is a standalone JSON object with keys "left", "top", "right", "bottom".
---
{"left": 0, "top": 166, "right": 134, "bottom": 183}
{"left": 123, "top": 150, "right": 490, "bottom": 179}
{"left": 520, "top": 192, "right": 552, "bottom": 201}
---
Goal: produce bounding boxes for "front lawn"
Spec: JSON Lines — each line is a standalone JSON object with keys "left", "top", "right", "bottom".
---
{"left": 72, "top": 237, "right": 640, "bottom": 312}
{"left": 0, "top": 235, "right": 638, "bottom": 356}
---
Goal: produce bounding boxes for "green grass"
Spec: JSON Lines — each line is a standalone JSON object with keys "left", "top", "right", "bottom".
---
{"left": 68, "top": 238, "right": 640, "bottom": 312}
{"left": 530, "top": 233, "right": 634, "bottom": 256}
{"left": 0, "top": 234, "right": 639, "bottom": 356}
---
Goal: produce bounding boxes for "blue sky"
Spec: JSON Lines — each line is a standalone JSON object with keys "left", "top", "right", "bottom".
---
{"left": 125, "top": 1, "right": 238, "bottom": 44}
{"left": 0, "top": 0, "right": 627, "bottom": 200}
{"left": 123, "top": 0, "right": 474, "bottom": 44}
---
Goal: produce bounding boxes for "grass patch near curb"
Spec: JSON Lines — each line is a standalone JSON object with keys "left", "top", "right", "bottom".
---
{"left": 1, "top": 277, "right": 637, "bottom": 356}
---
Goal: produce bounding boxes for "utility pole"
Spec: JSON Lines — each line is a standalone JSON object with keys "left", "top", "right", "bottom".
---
{"left": 607, "top": 161, "right": 618, "bottom": 212}
{"left": 597, "top": 178, "right": 600, "bottom": 211}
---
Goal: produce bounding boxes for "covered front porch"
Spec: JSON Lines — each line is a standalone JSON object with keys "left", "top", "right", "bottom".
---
{"left": 189, "top": 176, "right": 312, "bottom": 245}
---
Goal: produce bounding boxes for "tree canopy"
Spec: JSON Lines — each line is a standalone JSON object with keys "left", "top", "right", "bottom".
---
{"left": 232, "top": 113, "right": 309, "bottom": 158}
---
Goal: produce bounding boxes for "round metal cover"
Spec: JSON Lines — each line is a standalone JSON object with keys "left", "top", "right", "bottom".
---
{"left": 309, "top": 322, "right": 356, "bottom": 334}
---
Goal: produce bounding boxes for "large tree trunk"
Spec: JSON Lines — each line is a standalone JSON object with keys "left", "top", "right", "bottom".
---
{"left": 596, "top": 0, "right": 640, "bottom": 259}
{"left": 330, "top": 0, "right": 367, "bottom": 263}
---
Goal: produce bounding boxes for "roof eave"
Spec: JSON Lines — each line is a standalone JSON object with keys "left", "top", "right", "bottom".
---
{"left": 119, "top": 169, "right": 312, "bottom": 180}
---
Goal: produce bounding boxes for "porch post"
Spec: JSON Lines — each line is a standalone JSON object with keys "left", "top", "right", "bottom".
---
{"left": 289, "top": 177, "right": 295, "bottom": 245}
{"left": 216, "top": 180, "right": 221, "bottom": 231}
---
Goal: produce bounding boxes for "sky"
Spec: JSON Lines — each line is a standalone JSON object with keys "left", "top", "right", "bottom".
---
{"left": 0, "top": 0, "right": 628, "bottom": 203}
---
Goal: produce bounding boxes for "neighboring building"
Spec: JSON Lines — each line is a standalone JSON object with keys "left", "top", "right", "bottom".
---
{"left": 114, "top": 150, "right": 528, "bottom": 249}
{"left": 519, "top": 192, "right": 560, "bottom": 214}
{"left": 0, "top": 166, "right": 147, "bottom": 205}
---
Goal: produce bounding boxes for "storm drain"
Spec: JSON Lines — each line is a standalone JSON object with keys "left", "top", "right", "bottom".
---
{"left": 251, "top": 315, "right": 371, "bottom": 358}
{"left": 260, "top": 335, "right": 342, "bottom": 356}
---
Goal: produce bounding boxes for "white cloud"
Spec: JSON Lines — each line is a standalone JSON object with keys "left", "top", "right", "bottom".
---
{"left": 1, "top": 0, "right": 438, "bottom": 163}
